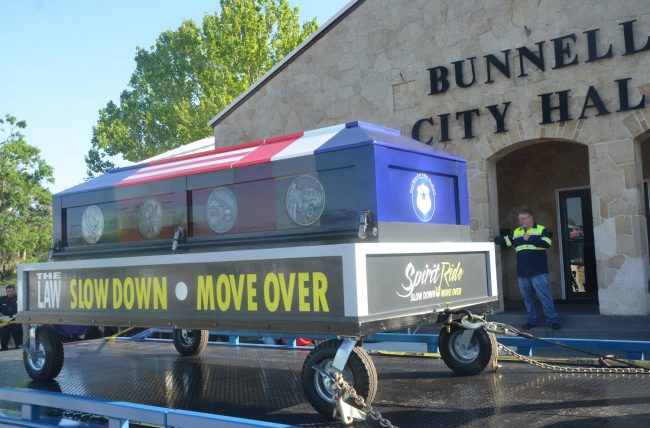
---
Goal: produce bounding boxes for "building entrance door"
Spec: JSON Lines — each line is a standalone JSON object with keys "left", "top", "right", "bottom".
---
{"left": 558, "top": 189, "right": 598, "bottom": 301}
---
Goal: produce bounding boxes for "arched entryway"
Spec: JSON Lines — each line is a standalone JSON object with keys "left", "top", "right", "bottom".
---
{"left": 491, "top": 139, "right": 598, "bottom": 307}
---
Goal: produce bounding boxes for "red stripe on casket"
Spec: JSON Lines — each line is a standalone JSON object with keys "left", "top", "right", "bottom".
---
{"left": 114, "top": 130, "right": 305, "bottom": 187}
{"left": 233, "top": 132, "right": 304, "bottom": 168}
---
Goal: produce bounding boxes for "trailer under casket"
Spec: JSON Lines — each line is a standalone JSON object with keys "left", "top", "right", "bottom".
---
{"left": 16, "top": 121, "right": 500, "bottom": 419}
{"left": 1, "top": 340, "right": 649, "bottom": 427}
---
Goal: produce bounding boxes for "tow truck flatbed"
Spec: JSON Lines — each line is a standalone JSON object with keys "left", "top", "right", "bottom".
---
{"left": 1, "top": 340, "right": 648, "bottom": 427}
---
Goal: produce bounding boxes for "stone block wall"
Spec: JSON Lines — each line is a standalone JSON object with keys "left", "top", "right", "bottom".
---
{"left": 210, "top": 0, "right": 650, "bottom": 314}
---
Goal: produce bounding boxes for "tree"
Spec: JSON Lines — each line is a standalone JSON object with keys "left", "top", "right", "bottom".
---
{"left": 0, "top": 114, "right": 54, "bottom": 282}
{"left": 86, "top": 0, "right": 318, "bottom": 177}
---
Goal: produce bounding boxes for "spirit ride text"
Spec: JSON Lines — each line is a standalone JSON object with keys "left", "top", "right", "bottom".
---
{"left": 397, "top": 261, "right": 464, "bottom": 302}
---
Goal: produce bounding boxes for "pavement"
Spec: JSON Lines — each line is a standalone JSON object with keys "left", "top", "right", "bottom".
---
{"left": 488, "top": 300, "right": 650, "bottom": 342}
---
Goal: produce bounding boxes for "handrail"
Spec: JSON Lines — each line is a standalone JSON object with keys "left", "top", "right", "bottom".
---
{"left": 0, "top": 387, "right": 296, "bottom": 428}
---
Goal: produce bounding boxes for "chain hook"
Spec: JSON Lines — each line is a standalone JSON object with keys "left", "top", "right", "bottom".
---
{"left": 313, "top": 364, "right": 398, "bottom": 427}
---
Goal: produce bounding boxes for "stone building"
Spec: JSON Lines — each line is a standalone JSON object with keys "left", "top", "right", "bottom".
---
{"left": 207, "top": 0, "right": 650, "bottom": 315}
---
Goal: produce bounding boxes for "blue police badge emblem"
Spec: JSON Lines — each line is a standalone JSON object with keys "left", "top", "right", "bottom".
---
{"left": 410, "top": 173, "right": 436, "bottom": 222}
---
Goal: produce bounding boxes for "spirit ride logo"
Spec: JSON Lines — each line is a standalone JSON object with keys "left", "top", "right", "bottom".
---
{"left": 396, "top": 261, "right": 464, "bottom": 302}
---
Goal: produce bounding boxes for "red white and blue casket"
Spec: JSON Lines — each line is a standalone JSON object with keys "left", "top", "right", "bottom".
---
{"left": 54, "top": 121, "right": 470, "bottom": 258}
{"left": 18, "top": 122, "right": 495, "bottom": 335}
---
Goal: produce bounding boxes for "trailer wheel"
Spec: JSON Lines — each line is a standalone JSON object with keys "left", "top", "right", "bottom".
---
{"left": 301, "top": 339, "right": 377, "bottom": 418}
{"left": 172, "top": 329, "right": 208, "bottom": 356}
{"left": 439, "top": 324, "right": 497, "bottom": 376}
{"left": 23, "top": 325, "right": 64, "bottom": 381}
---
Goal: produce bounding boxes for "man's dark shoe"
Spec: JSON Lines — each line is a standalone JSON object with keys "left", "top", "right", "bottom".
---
{"left": 521, "top": 322, "right": 537, "bottom": 330}
{"left": 551, "top": 323, "right": 561, "bottom": 330}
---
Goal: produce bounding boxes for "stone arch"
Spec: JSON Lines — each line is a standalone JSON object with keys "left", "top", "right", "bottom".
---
{"left": 486, "top": 137, "right": 591, "bottom": 303}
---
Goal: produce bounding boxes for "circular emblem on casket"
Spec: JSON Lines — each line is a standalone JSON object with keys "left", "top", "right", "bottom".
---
{"left": 286, "top": 175, "right": 325, "bottom": 226}
{"left": 410, "top": 173, "right": 436, "bottom": 222}
{"left": 138, "top": 198, "right": 163, "bottom": 239}
{"left": 205, "top": 187, "right": 237, "bottom": 233}
{"left": 81, "top": 205, "right": 104, "bottom": 244}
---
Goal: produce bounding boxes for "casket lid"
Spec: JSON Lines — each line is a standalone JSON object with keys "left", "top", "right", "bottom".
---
{"left": 58, "top": 121, "right": 463, "bottom": 196}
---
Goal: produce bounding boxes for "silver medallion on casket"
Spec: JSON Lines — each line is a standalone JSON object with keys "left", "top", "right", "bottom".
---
{"left": 81, "top": 205, "right": 104, "bottom": 244}
{"left": 286, "top": 175, "right": 325, "bottom": 226}
{"left": 205, "top": 187, "right": 237, "bottom": 233}
{"left": 138, "top": 198, "right": 163, "bottom": 239}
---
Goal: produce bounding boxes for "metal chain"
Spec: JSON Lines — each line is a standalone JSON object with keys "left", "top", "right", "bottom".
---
{"left": 327, "top": 309, "right": 649, "bottom": 426}
{"left": 332, "top": 373, "right": 398, "bottom": 428}
{"left": 496, "top": 342, "right": 650, "bottom": 374}
{"left": 329, "top": 341, "right": 647, "bottom": 428}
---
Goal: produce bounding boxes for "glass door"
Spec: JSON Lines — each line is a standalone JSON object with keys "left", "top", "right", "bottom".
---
{"left": 558, "top": 188, "right": 598, "bottom": 301}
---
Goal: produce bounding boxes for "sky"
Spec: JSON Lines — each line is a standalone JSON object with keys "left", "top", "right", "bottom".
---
{"left": 0, "top": 0, "right": 351, "bottom": 194}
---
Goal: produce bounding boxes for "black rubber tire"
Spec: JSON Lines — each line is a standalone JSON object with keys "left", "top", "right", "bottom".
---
{"left": 301, "top": 339, "right": 377, "bottom": 418}
{"left": 23, "top": 325, "right": 64, "bottom": 381}
{"left": 172, "top": 329, "right": 209, "bottom": 356}
{"left": 439, "top": 324, "right": 498, "bottom": 376}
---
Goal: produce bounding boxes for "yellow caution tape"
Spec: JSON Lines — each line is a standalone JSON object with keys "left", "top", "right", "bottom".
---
{"left": 0, "top": 317, "right": 14, "bottom": 328}
{"left": 105, "top": 327, "right": 135, "bottom": 342}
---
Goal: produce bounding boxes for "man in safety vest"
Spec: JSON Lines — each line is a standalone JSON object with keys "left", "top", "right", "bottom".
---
{"left": 494, "top": 209, "right": 561, "bottom": 330}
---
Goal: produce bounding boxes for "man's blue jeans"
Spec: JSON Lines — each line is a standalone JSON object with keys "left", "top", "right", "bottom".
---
{"left": 518, "top": 273, "right": 560, "bottom": 325}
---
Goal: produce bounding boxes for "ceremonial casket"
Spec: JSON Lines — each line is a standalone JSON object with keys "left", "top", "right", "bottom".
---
{"left": 52, "top": 121, "right": 469, "bottom": 259}
{"left": 23, "top": 120, "right": 493, "bottom": 330}
{"left": 20, "top": 121, "right": 494, "bottom": 334}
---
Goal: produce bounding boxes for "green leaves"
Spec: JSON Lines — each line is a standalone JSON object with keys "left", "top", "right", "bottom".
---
{"left": 87, "top": 0, "right": 318, "bottom": 178}
{"left": 0, "top": 114, "right": 54, "bottom": 282}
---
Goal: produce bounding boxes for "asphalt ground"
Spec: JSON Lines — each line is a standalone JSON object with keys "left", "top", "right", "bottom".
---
{"left": 1, "top": 339, "right": 649, "bottom": 427}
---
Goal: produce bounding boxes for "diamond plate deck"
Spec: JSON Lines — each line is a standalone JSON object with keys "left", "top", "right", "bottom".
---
{"left": 1, "top": 340, "right": 649, "bottom": 427}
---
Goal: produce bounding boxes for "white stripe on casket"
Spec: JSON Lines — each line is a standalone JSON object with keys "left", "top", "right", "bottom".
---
{"left": 123, "top": 147, "right": 256, "bottom": 181}
{"left": 271, "top": 124, "right": 345, "bottom": 161}
{"left": 122, "top": 154, "right": 248, "bottom": 181}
